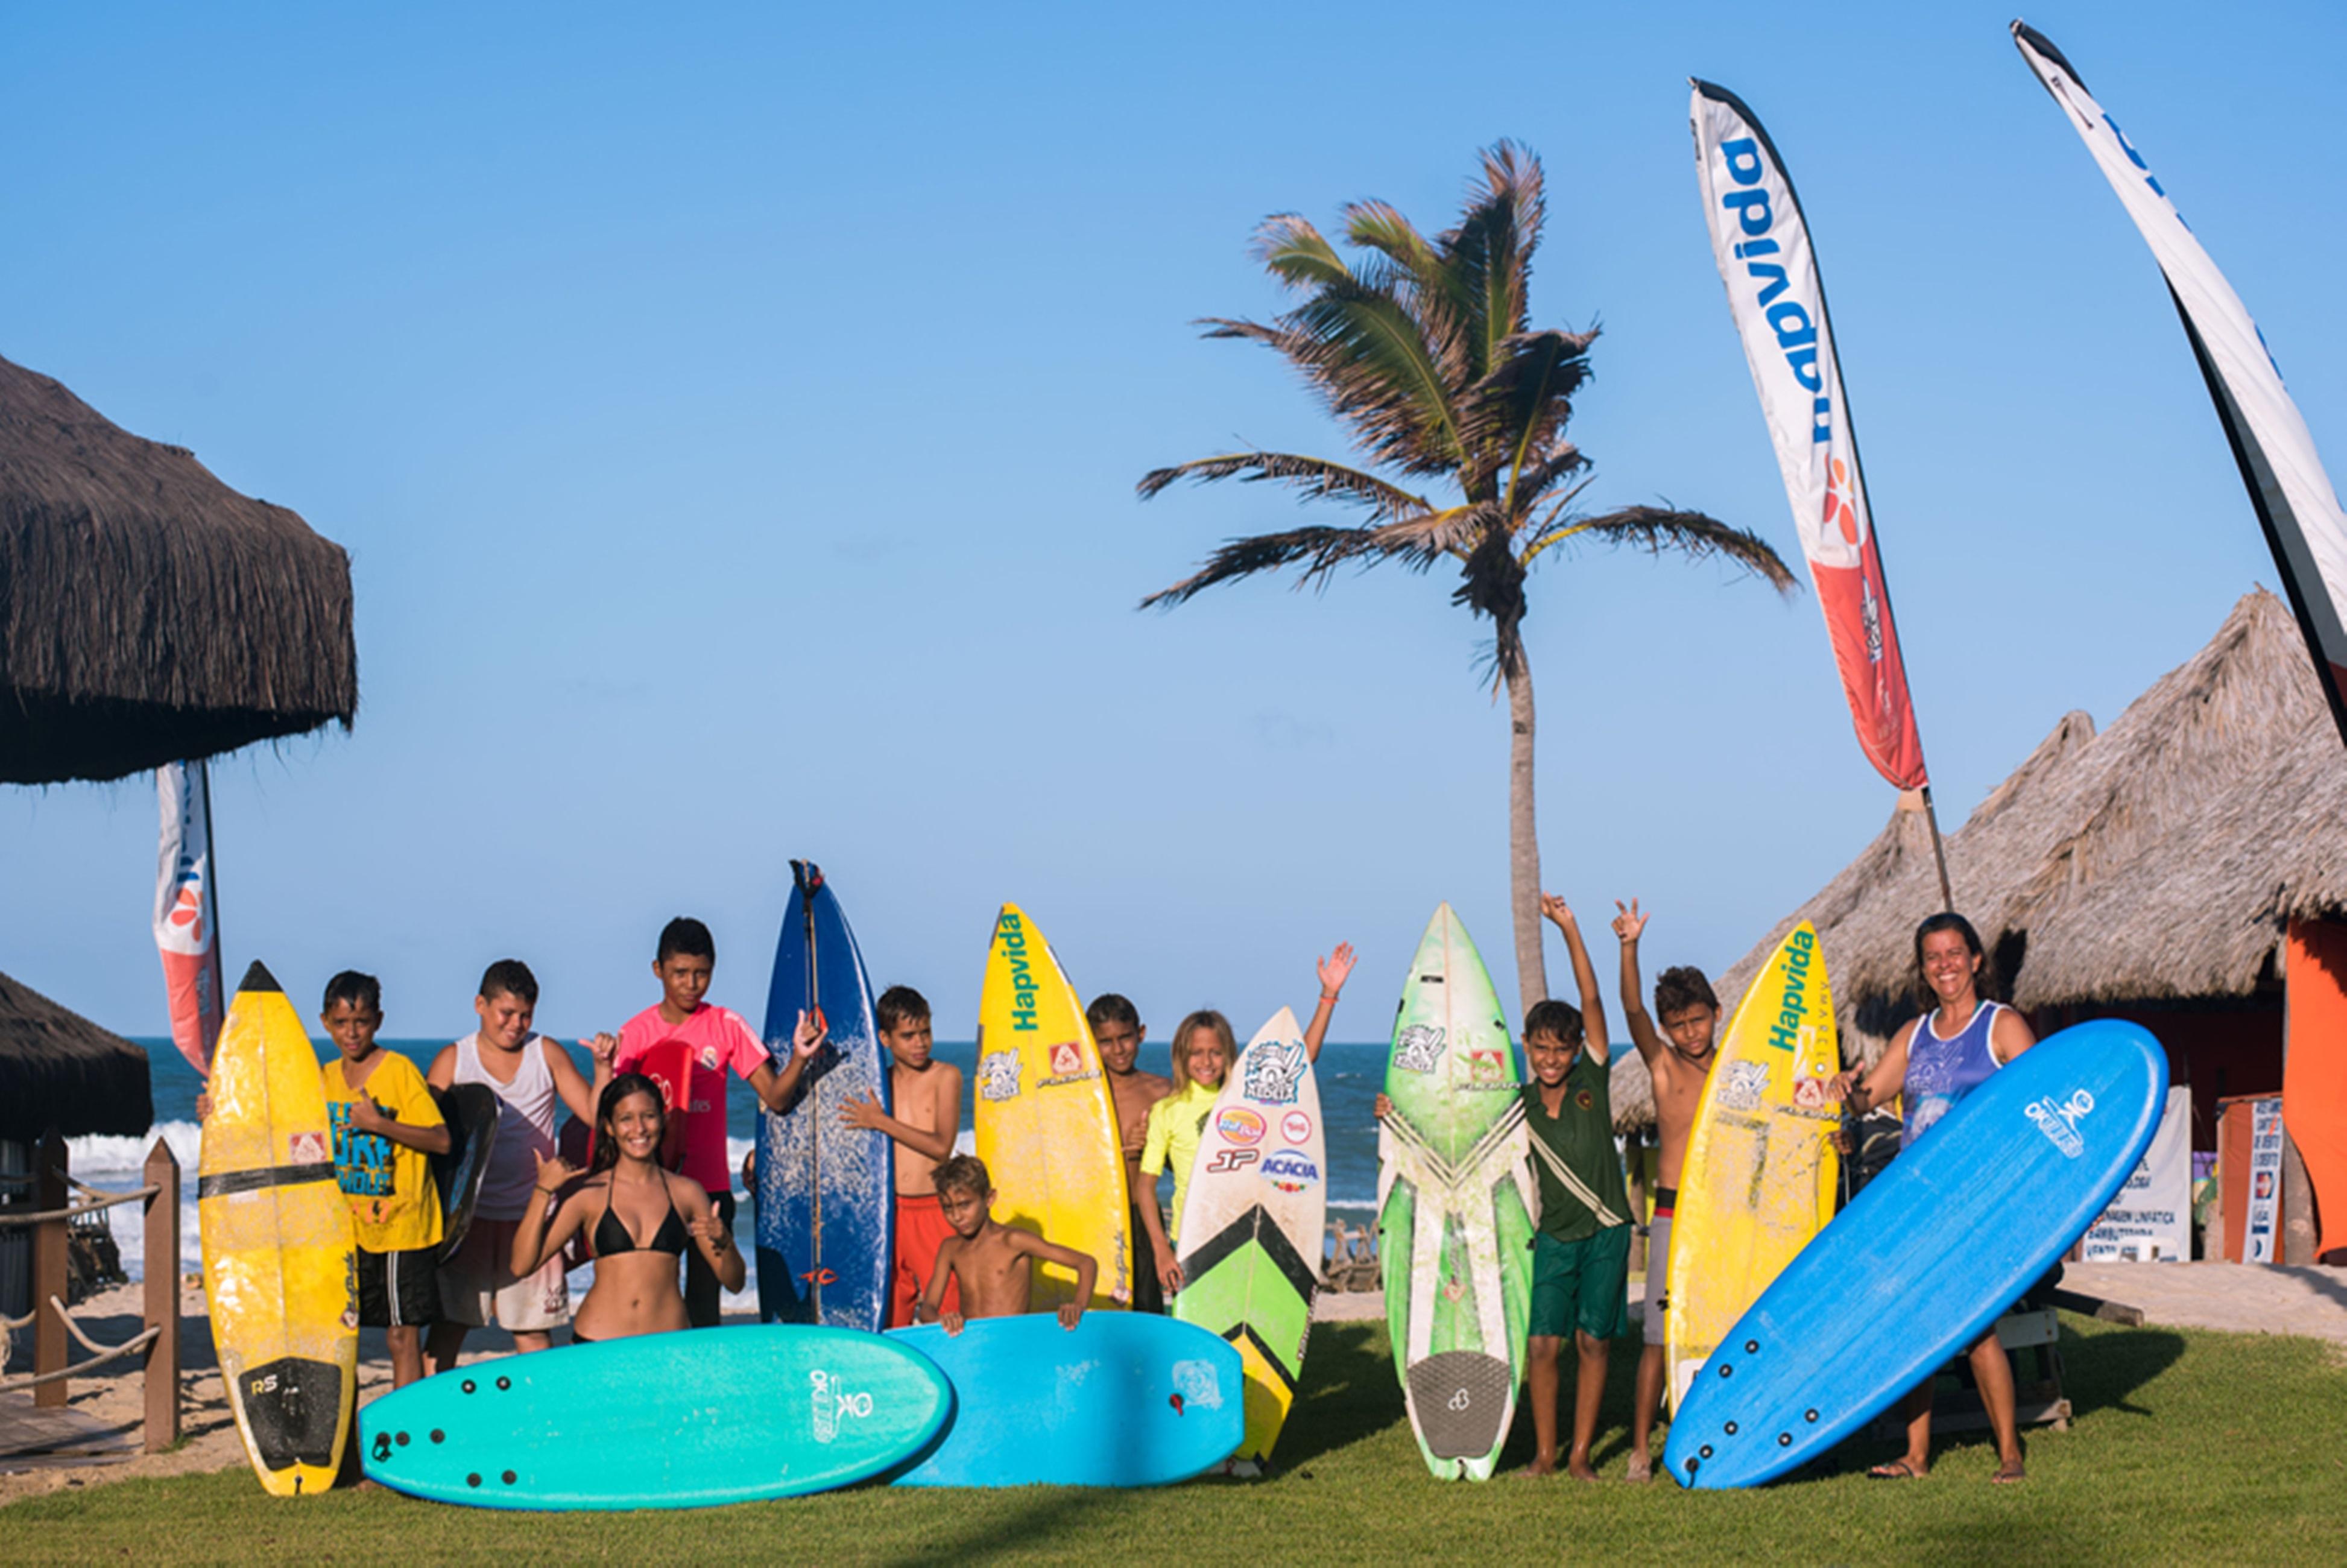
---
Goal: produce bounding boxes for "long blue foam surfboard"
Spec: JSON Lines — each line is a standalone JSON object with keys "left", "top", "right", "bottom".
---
{"left": 889, "top": 1314, "right": 1244, "bottom": 1487}
{"left": 1667, "top": 1019, "right": 2167, "bottom": 1490}
{"left": 360, "top": 1326, "right": 950, "bottom": 1509}
{"left": 757, "top": 861, "right": 894, "bottom": 1330}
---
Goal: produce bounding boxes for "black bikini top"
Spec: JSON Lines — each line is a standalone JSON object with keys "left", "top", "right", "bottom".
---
{"left": 594, "top": 1174, "right": 690, "bottom": 1257}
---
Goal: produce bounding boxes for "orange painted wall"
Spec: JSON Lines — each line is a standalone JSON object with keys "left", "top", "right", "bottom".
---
{"left": 2285, "top": 920, "right": 2347, "bottom": 1260}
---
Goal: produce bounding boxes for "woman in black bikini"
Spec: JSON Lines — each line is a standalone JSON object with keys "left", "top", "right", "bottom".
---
{"left": 511, "top": 1072, "right": 743, "bottom": 1342}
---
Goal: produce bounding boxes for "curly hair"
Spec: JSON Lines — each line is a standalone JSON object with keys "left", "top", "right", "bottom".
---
{"left": 1654, "top": 966, "right": 1719, "bottom": 1019}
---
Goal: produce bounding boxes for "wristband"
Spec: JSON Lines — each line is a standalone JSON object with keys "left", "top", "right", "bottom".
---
{"left": 1319, "top": 992, "right": 1340, "bottom": 1002}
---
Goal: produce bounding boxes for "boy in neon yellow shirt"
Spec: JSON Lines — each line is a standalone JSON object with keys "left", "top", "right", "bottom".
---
{"left": 318, "top": 971, "right": 449, "bottom": 1391}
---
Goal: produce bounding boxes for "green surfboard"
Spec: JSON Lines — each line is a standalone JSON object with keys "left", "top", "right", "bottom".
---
{"left": 1379, "top": 904, "right": 1535, "bottom": 1480}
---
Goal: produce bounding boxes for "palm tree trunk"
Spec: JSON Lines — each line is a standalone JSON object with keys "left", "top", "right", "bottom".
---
{"left": 1505, "top": 645, "right": 1547, "bottom": 1019}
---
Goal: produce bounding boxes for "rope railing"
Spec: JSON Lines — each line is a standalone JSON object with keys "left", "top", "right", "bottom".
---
{"left": 0, "top": 1186, "right": 165, "bottom": 1227}
{"left": 0, "top": 1133, "right": 182, "bottom": 1453}
{"left": 0, "top": 1298, "right": 164, "bottom": 1392}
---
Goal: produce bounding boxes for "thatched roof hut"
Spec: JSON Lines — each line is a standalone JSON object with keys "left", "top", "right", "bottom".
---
{"left": 0, "top": 354, "right": 357, "bottom": 783}
{"left": 0, "top": 969, "right": 151, "bottom": 1142}
{"left": 1610, "top": 588, "right": 2338, "bottom": 1136}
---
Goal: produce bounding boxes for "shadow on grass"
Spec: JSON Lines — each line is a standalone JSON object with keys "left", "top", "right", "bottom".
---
{"left": 1267, "top": 1323, "right": 1406, "bottom": 1469}
{"left": 2057, "top": 1324, "right": 2187, "bottom": 1422}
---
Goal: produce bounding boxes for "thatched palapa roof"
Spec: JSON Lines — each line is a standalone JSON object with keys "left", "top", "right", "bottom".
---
{"left": 0, "top": 354, "right": 357, "bottom": 783}
{"left": 0, "top": 969, "right": 151, "bottom": 1142}
{"left": 1610, "top": 589, "right": 2345, "bottom": 1130}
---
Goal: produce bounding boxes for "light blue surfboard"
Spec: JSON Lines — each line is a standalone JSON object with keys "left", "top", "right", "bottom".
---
{"left": 360, "top": 1326, "right": 950, "bottom": 1510}
{"left": 889, "top": 1314, "right": 1244, "bottom": 1487}
{"left": 1667, "top": 1019, "right": 2167, "bottom": 1490}
{"left": 757, "top": 861, "right": 894, "bottom": 1330}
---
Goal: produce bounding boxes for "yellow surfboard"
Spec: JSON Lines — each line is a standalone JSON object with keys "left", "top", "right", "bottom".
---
{"left": 1664, "top": 923, "right": 1840, "bottom": 1413}
{"left": 199, "top": 961, "right": 357, "bottom": 1496}
{"left": 973, "top": 905, "right": 1132, "bottom": 1309}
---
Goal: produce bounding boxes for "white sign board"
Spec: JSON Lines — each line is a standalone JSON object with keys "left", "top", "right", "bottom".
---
{"left": 2244, "top": 1096, "right": 2285, "bottom": 1263}
{"left": 2082, "top": 1086, "right": 2190, "bottom": 1261}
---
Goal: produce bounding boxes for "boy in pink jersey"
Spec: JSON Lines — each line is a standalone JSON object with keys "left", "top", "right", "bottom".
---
{"left": 615, "top": 916, "right": 820, "bottom": 1327}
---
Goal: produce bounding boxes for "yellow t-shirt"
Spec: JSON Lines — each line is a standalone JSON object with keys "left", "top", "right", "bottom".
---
{"left": 1139, "top": 1079, "right": 1221, "bottom": 1243}
{"left": 323, "top": 1051, "right": 445, "bottom": 1254}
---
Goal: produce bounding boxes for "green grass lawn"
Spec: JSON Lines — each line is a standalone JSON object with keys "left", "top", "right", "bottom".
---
{"left": 9, "top": 1315, "right": 2345, "bottom": 1564}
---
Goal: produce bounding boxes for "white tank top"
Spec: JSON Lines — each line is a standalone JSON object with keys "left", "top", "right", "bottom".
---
{"left": 455, "top": 1031, "right": 559, "bottom": 1221}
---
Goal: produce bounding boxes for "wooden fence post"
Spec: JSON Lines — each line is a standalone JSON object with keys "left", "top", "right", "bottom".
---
{"left": 32, "top": 1132, "right": 66, "bottom": 1409}
{"left": 144, "top": 1138, "right": 180, "bottom": 1452}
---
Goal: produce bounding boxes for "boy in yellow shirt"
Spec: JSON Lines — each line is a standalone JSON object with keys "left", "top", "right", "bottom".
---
{"left": 318, "top": 972, "right": 449, "bottom": 1390}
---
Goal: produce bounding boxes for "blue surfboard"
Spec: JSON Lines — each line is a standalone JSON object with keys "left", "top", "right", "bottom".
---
{"left": 1667, "top": 1019, "right": 2167, "bottom": 1490}
{"left": 756, "top": 861, "right": 895, "bottom": 1330}
{"left": 360, "top": 1326, "right": 950, "bottom": 1510}
{"left": 889, "top": 1314, "right": 1244, "bottom": 1487}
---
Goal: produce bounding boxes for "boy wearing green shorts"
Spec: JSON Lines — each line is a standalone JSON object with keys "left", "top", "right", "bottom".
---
{"left": 1520, "top": 894, "right": 1630, "bottom": 1481}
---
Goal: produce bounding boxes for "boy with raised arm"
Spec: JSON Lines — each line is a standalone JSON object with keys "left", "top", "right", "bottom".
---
{"left": 426, "top": 959, "right": 614, "bottom": 1373}
{"left": 614, "top": 916, "right": 823, "bottom": 1327}
{"left": 1089, "top": 993, "right": 1170, "bottom": 1312}
{"left": 1516, "top": 896, "right": 1630, "bottom": 1481}
{"left": 841, "top": 985, "right": 966, "bottom": 1327}
{"left": 917, "top": 1155, "right": 1096, "bottom": 1333}
{"left": 1611, "top": 899, "right": 1722, "bottom": 1482}
{"left": 1376, "top": 906, "right": 1626, "bottom": 1479}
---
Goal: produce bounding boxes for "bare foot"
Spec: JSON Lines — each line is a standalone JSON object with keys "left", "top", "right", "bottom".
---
{"left": 1869, "top": 1458, "right": 1928, "bottom": 1479}
{"left": 1991, "top": 1459, "right": 2026, "bottom": 1485}
{"left": 1625, "top": 1452, "right": 1654, "bottom": 1484}
{"left": 1518, "top": 1456, "right": 1559, "bottom": 1478}
{"left": 1567, "top": 1456, "right": 1600, "bottom": 1482}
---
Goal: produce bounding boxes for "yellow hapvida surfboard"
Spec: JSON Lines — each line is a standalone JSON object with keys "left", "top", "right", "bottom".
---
{"left": 972, "top": 905, "right": 1132, "bottom": 1309}
{"left": 1664, "top": 923, "right": 1841, "bottom": 1413}
{"left": 199, "top": 961, "right": 358, "bottom": 1496}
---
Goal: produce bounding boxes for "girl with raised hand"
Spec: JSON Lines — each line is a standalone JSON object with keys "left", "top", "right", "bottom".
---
{"left": 510, "top": 1072, "right": 744, "bottom": 1343}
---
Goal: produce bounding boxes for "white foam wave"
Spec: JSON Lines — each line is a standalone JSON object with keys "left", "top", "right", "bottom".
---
{"left": 69, "top": 1121, "right": 202, "bottom": 1175}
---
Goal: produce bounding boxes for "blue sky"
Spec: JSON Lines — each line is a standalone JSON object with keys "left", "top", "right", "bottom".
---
{"left": 5, "top": 2, "right": 2342, "bottom": 1046}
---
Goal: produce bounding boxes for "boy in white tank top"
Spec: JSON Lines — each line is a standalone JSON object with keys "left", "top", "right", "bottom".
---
{"left": 425, "top": 959, "right": 613, "bottom": 1374}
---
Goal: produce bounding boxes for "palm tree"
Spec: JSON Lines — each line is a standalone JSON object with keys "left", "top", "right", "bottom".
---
{"left": 1139, "top": 143, "right": 1797, "bottom": 1014}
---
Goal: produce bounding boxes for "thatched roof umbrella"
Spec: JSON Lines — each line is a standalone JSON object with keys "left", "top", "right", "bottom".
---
{"left": 0, "top": 353, "right": 356, "bottom": 784}
{"left": 0, "top": 969, "right": 151, "bottom": 1141}
{"left": 1609, "top": 589, "right": 2345, "bottom": 1130}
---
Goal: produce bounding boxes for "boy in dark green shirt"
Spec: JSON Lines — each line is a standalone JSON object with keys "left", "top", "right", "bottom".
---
{"left": 1519, "top": 894, "right": 1629, "bottom": 1479}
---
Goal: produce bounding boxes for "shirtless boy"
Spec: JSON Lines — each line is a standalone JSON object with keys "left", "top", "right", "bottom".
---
{"left": 1612, "top": 899, "right": 1722, "bottom": 1482}
{"left": 841, "top": 985, "right": 965, "bottom": 1327}
{"left": 1088, "top": 993, "right": 1170, "bottom": 1312}
{"left": 917, "top": 1154, "right": 1096, "bottom": 1333}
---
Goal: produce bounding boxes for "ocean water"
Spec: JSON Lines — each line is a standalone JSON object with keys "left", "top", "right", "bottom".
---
{"left": 74, "top": 1038, "right": 1390, "bottom": 1298}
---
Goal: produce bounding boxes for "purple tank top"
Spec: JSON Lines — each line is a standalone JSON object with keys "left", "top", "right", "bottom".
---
{"left": 1901, "top": 1001, "right": 2004, "bottom": 1149}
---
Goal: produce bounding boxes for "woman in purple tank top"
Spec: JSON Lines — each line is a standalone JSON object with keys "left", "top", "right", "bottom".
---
{"left": 1834, "top": 913, "right": 2038, "bottom": 1485}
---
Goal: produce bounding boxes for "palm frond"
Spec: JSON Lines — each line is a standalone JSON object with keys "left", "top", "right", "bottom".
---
{"left": 1134, "top": 450, "right": 1434, "bottom": 522}
{"left": 1506, "top": 448, "right": 1592, "bottom": 514}
{"left": 1523, "top": 504, "right": 1799, "bottom": 594}
{"left": 1458, "top": 327, "right": 1597, "bottom": 499}
{"left": 1445, "top": 142, "right": 1546, "bottom": 373}
{"left": 1249, "top": 215, "right": 1353, "bottom": 291}
{"left": 1344, "top": 200, "right": 1471, "bottom": 387}
{"left": 1278, "top": 285, "right": 1467, "bottom": 475}
{"left": 1139, "top": 519, "right": 1458, "bottom": 609}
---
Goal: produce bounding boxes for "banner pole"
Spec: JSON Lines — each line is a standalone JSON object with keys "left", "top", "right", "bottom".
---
{"left": 198, "top": 760, "right": 224, "bottom": 1072}
{"left": 1920, "top": 785, "right": 1954, "bottom": 914}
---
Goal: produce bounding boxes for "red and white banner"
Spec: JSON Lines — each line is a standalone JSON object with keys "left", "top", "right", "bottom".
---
{"left": 1690, "top": 80, "right": 1929, "bottom": 791}
{"left": 154, "top": 760, "right": 224, "bottom": 1077}
{"left": 2014, "top": 22, "right": 2347, "bottom": 747}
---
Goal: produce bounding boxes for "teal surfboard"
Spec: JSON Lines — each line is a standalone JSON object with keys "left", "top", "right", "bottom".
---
{"left": 1379, "top": 903, "right": 1537, "bottom": 1480}
{"left": 361, "top": 1327, "right": 950, "bottom": 1510}
{"left": 889, "top": 1314, "right": 1243, "bottom": 1487}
